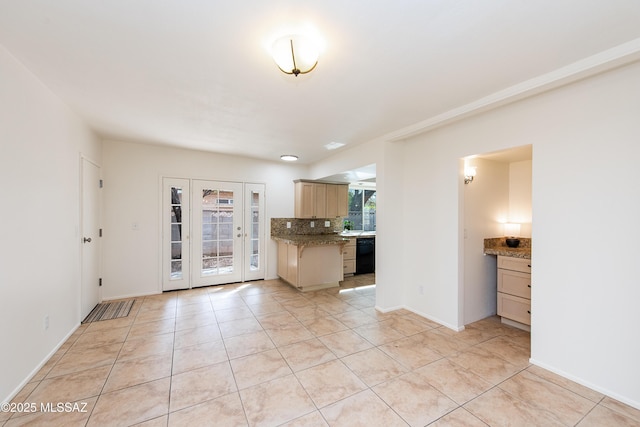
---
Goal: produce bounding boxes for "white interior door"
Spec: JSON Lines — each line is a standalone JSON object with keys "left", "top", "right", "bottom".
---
{"left": 81, "top": 157, "right": 101, "bottom": 319}
{"left": 162, "top": 178, "right": 191, "bottom": 291}
{"left": 192, "top": 180, "right": 244, "bottom": 287}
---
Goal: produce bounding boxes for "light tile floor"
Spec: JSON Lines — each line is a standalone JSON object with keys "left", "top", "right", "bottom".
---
{"left": 3, "top": 274, "right": 640, "bottom": 426}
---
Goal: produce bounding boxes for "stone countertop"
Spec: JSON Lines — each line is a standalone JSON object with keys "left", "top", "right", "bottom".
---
{"left": 339, "top": 231, "right": 376, "bottom": 237}
{"left": 484, "top": 237, "right": 531, "bottom": 259}
{"left": 271, "top": 234, "right": 351, "bottom": 246}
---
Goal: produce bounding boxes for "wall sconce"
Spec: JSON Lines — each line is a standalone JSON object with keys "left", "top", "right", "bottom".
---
{"left": 464, "top": 166, "right": 477, "bottom": 184}
{"left": 272, "top": 34, "right": 319, "bottom": 77}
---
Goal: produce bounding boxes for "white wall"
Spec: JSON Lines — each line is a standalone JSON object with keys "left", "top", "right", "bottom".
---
{"left": 0, "top": 45, "right": 101, "bottom": 402}
{"left": 509, "top": 160, "right": 532, "bottom": 237}
{"left": 100, "top": 140, "right": 308, "bottom": 299}
{"left": 463, "top": 158, "right": 509, "bottom": 324}
{"left": 396, "top": 61, "right": 640, "bottom": 407}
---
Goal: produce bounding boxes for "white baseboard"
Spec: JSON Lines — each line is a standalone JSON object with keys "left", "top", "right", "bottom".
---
{"left": 101, "top": 290, "right": 161, "bottom": 302}
{"left": 529, "top": 358, "right": 640, "bottom": 411}
{"left": 2, "top": 324, "right": 79, "bottom": 405}
{"left": 374, "top": 304, "right": 464, "bottom": 332}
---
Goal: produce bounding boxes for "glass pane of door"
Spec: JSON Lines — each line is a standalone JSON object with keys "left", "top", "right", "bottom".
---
{"left": 201, "top": 189, "right": 235, "bottom": 276}
{"left": 163, "top": 178, "right": 190, "bottom": 291}
{"left": 193, "top": 180, "right": 243, "bottom": 286}
{"left": 244, "top": 183, "right": 265, "bottom": 281}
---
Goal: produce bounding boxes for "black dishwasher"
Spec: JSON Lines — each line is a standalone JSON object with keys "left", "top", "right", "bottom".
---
{"left": 356, "top": 238, "right": 375, "bottom": 274}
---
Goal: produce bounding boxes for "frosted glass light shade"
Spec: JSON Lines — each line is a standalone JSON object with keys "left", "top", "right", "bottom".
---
{"left": 504, "top": 223, "right": 521, "bottom": 237}
{"left": 272, "top": 34, "right": 319, "bottom": 76}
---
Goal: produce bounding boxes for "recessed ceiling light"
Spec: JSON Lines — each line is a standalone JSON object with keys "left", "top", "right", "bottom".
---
{"left": 324, "top": 141, "right": 345, "bottom": 150}
{"left": 280, "top": 155, "right": 299, "bottom": 161}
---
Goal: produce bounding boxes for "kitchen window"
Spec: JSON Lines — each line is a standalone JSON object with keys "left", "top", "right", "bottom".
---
{"left": 347, "top": 188, "right": 376, "bottom": 231}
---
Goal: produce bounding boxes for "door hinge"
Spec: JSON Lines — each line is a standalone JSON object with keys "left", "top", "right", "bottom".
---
{"left": 99, "top": 228, "right": 103, "bottom": 237}
{"left": 99, "top": 278, "right": 102, "bottom": 287}
{"left": 99, "top": 179, "right": 103, "bottom": 188}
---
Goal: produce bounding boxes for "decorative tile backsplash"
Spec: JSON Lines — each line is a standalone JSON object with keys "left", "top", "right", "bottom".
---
{"left": 271, "top": 218, "right": 344, "bottom": 236}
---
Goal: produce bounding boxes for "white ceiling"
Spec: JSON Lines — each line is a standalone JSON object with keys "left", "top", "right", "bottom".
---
{"left": 2, "top": 1, "right": 640, "bottom": 164}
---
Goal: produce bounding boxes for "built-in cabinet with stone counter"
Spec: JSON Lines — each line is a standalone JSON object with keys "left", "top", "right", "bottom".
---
{"left": 484, "top": 237, "right": 532, "bottom": 331}
{"left": 294, "top": 180, "right": 348, "bottom": 219}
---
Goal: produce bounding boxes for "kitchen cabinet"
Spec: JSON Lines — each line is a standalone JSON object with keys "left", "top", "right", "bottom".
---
{"left": 326, "top": 184, "right": 348, "bottom": 218}
{"left": 497, "top": 255, "right": 531, "bottom": 329}
{"left": 294, "top": 180, "right": 348, "bottom": 218}
{"left": 277, "top": 240, "right": 344, "bottom": 291}
{"left": 342, "top": 238, "right": 356, "bottom": 276}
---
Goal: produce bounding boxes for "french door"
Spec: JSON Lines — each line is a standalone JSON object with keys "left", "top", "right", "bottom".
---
{"left": 162, "top": 178, "right": 265, "bottom": 291}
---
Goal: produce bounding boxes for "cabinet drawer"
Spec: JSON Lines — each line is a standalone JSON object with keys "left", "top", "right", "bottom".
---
{"left": 497, "top": 255, "right": 531, "bottom": 273}
{"left": 498, "top": 269, "right": 531, "bottom": 299}
{"left": 497, "top": 292, "right": 531, "bottom": 325}
{"left": 343, "top": 259, "right": 356, "bottom": 275}
{"left": 343, "top": 245, "right": 356, "bottom": 259}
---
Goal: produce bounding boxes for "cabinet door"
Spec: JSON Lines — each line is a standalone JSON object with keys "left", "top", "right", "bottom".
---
{"left": 314, "top": 183, "right": 327, "bottom": 218}
{"left": 498, "top": 256, "right": 531, "bottom": 273}
{"left": 497, "top": 293, "right": 531, "bottom": 325}
{"left": 326, "top": 184, "right": 338, "bottom": 218}
{"left": 336, "top": 184, "right": 348, "bottom": 217}
{"left": 295, "top": 182, "right": 315, "bottom": 218}
{"left": 326, "top": 184, "right": 348, "bottom": 218}
{"left": 497, "top": 269, "right": 531, "bottom": 299}
{"left": 277, "top": 241, "right": 288, "bottom": 281}
{"left": 287, "top": 243, "right": 299, "bottom": 286}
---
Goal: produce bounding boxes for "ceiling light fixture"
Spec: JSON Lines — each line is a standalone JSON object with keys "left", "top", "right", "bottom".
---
{"left": 280, "top": 154, "right": 299, "bottom": 162}
{"left": 324, "top": 141, "right": 345, "bottom": 150}
{"left": 272, "top": 34, "right": 319, "bottom": 77}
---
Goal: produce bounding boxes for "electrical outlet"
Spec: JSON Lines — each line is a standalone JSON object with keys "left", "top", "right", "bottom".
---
{"left": 286, "top": 222, "right": 291, "bottom": 229}
{"left": 310, "top": 221, "right": 315, "bottom": 228}
{"left": 44, "top": 315, "right": 49, "bottom": 330}
{"left": 324, "top": 221, "right": 330, "bottom": 227}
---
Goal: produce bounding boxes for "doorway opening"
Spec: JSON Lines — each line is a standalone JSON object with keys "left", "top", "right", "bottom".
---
{"left": 462, "top": 144, "right": 532, "bottom": 330}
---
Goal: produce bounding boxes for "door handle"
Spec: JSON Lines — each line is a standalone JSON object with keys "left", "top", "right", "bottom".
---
{"left": 83, "top": 237, "right": 92, "bottom": 243}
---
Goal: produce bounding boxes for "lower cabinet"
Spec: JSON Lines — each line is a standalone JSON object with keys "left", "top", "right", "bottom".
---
{"left": 342, "top": 239, "right": 356, "bottom": 276}
{"left": 277, "top": 241, "right": 344, "bottom": 291}
{"left": 497, "top": 255, "right": 531, "bottom": 328}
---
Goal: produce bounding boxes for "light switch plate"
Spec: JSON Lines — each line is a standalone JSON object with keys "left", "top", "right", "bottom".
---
{"left": 324, "top": 221, "right": 330, "bottom": 227}
{"left": 310, "top": 221, "right": 315, "bottom": 228}
{"left": 286, "top": 222, "right": 291, "bottom": 229}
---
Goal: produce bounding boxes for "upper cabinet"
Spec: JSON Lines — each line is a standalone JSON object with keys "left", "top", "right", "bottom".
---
{"left": 326, "top": 184, "right": 348, "bottom": 218}
{"left": 294, "top": 180, "right": 348, "bottom": 219}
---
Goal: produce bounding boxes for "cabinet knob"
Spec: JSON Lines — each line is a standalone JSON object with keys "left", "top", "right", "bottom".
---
{"left": 528, "top": 284, "right": 531, "bottom": 288}
{"left": 527, "top": 264, "right": 531, "bottom": 268}
{"left": 527, "top": 310, "right": 531, "bottom": 314}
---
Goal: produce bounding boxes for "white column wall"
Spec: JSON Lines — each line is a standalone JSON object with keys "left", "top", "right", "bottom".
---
{"left": 0, "top": 44, "right": 101, "bottom": 402}
{"left": 399, "top": 60, "right": 640, "bottom": 407}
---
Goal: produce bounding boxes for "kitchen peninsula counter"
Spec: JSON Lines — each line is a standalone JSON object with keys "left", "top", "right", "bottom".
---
{"left": 271, "top": 233, "right": 350, "bottom": 246}
{"left": 272, "top": 232, "right": 347, "bottom": 292}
